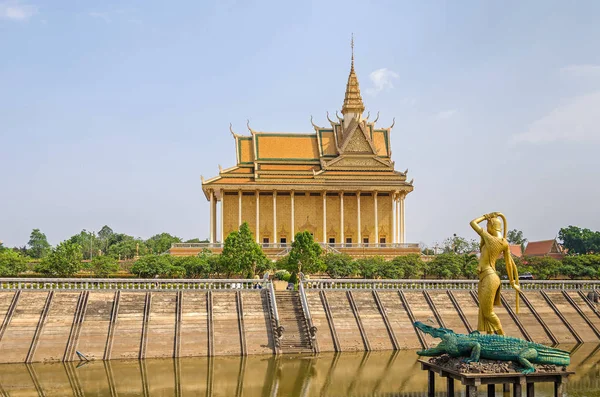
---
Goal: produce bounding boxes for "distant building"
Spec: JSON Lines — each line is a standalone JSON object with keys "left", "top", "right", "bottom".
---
{"left": 523, "top": 239, "right": 565, "bottom": 260}
{"left": 508, "top": 244, "right": 523, "bottom": 258}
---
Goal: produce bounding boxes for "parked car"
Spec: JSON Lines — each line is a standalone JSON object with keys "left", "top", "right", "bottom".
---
{"left": 519, "top": 273, "right": 534, "bottom": 280}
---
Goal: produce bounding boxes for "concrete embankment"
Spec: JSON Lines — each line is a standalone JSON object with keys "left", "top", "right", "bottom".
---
{"left": 0, "top": 279, "right": 599, "bottom": 363}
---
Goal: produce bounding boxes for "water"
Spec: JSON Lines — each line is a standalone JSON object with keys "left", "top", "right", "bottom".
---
{"left": 1, "top": 345, "right": 599, "bottom": 396}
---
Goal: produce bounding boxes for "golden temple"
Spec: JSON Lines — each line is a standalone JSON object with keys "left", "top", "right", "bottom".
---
{"left": 172, "top": 41, "right": 417, "bottom": 258}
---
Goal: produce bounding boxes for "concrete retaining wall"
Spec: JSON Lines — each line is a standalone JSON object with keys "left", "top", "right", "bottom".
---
{"left": 0, "top": 285, "right": 599, "bottom": 363}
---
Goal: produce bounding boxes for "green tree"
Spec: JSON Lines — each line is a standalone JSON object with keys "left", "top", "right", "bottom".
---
{"left": 498, "top": 255, "right": 534, "bottom": 280}
{"left": 429, "top": 253, "right": 462, "bottom": 279}
{"left": 507, "top": 229, "right": 527, "bottom": 252}
{"left": 443, "top": 235, "right": 479, "bottom": 254}
{"left": 131, "top": 255, "right": 176, "bottom": 278}
{"left": 522, "top": 256, "right": 561, "bottom": 280}
{"left": 323, "top": 253, "right": 356, "bottom": 278}
{"left": 89, "top": 255, "right": 120, "bottom": 277}
{"left": 0, "top": 250, "right": 28, "bottom": 276}
{"left": 421, "top": 247, "right": 435, "bottom": 255}
{"left": 68, "top": 230, "right": 99, "bottom": 260}
{"left": 460, "top": 253, "right": 479, "bottom": 279}
{"left": 35, "top": 241, "right": 83, "bottom": 277}
{"left": 28, "top": 228, "right": 51, "bottom": 259}
{"left": 221, "top": 223, "right": 269, "bottom": 277}
{"left": 185, "top": 238, "right": 209, "bottom": 243}
{"left": 390, "top": 254, "right": 425, "bottom": 279}
{"left": 98, "top": 225, "right": 114, "bottom": 253}
{"left": 559, "top": 255, "right": 600, "bottom": 279}
{"left": 145, "top": 233, "right": 182, "bottom": 254}
{"left": 108, "top": 237, "right": 147, "bottom": 260}
{"left": 286, "top": 231, "right": 324, "bottom": 275}
{"left": 558, "top": 226, "right": 600, "bottom": 255}
{"left": 175, "top": 251, "right": 212, "bottom": 278}
{"left": 355, "top": 257, "right": 386, "bottom": 279}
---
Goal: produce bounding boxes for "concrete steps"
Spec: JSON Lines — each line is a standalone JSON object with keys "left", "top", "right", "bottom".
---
{"left": 351, "top": 291, "right": 393, "bottom": 350}
{"left": 502, "top": 291, "right": 553, "bottom": 345}
{"left": 76, "top": 291, "right": 114, "bottom": 360}
{"left": 180, "top": 291, "right": 209, "bottom": 357}
{"left": 525, "top": 291, "right": 577, "bottom": 344}
{"left": 545, "top": 291, "right": 598, "bottom": 342}
{"left": 376, "top": 291, "right": 420, "bottom": 349}
{"left": 242, "top": 292, "right": 274, "bottom": 355}
{"left": 33, "top": 292, "right": 79, "bottom": 362}
{"left": 425, "top": 291, "right": 468, "bottom": 334}
{"left": 321, "top": 291, "right": 364, "bottom": 351}
{"left": 305, "top": 290, "right": 335, "bottom": 351}
{"left": 111, "top": 292, "right": 145, "bottom": 359}
{"left": 0, "top": 291, "right": 48, "bottom": 363}
{"left": 274, "top": 291, "right": 312, "bottom": 354}
{"left": 146, "top": 292, "right": 177, "bottom": 358}
{"left": 212, "top": 292, "right": 242, "bottom": 356}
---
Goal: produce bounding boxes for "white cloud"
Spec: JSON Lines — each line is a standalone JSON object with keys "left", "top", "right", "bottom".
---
{"left": 436, "top": 109, "right": 457, "bottom": 119}
{"left": 513, "top": 91, "right": 600, "bottom": 144}
{"left": 0, "top": 1, "right": 37, "bottom": 21}
{"left": 560, "top": 64, "right": 600, "bottom": 79}
{"left": 88, "top": 11, "right": 111, "bottom": 23}
{"left": 367, "top": 68, "right": 399, "bottom": 95}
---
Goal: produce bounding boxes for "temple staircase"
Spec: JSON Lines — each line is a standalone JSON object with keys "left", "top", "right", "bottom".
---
{"left": 274, "top": 291, "right": 313, "bottom": 354}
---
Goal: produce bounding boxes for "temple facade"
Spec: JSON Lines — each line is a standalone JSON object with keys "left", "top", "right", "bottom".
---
{"left": 172, "top": 46, "right": 417, "bottom": 258}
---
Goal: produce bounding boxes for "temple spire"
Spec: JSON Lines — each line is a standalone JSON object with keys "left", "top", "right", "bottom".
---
{"left": 341, "top": 33, "right": 365, "bottom": 116}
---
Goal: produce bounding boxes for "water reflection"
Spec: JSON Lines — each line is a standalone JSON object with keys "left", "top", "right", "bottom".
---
{"left": 1, "top": 344, "right": 600, "bottom": 396}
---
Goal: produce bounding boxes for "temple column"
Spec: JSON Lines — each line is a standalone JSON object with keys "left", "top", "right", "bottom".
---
{"left": 396, "top": 196, "right": 401, "bottom": 244}
{"left": 273, "top": 192, "right": 277, "bottom": 246}
{"left": 209, "top": 190, "right": 215, "bottom": 244}
{"left": 238, "top": 190, "right": 242, "bottom": 227}
{"left": 322, "top": 193, "right": 327, "bottom": 244}
{"left": 392, "top": 193, "right": 396, "bottom": 244}
{"left": 255, "top": 191, "right": 260, "bottom": 243}
{"left": 400, "top": 192, "right": 406, "bottom": 244}
{"left": 291, "top": 191, "right": 295, "bottom": 242}
{"left": 340, "top": 192, "right": 345, "bottom": 246}
{"left": 219, "top": 189, "right": 224, "bottom": 243}
{"left": 374, "top": 192, "right": 379, "bottom": 246}
{"left": 357, "top": 191, "right": 361, "bottom": 247}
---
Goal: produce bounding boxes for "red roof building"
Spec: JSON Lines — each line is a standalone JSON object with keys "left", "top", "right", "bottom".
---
{"left": 523, "top": 239, "right": 565, "bottom": 260}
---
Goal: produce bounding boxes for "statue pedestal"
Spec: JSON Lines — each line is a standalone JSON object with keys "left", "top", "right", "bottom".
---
{"left": 419, "top": 359, "right": 572, "bottom": 397}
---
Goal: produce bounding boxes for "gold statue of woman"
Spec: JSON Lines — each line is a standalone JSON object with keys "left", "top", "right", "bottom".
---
{"left": 470, "top": 212, "right": 520, "bottom": 335}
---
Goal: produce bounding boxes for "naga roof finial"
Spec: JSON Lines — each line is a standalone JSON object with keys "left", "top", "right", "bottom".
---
{"left": 388, "top": 117, "right": 396, "bottom": 129}
{"left": 310, "top": 115, "right": 321, "bottom": 130}
{"left": 246, "top": 119, "right": 256, "bottom": 134}
{"left": 229, "top": 123, "right": 238, "bottom": 138}
{"left": 335, "top": 111, "right": 343, "bottom": 123}
{"left": 365, "top": 111, "right": 370, "bottom": 121}
{"left": 326, "top": 111, "right": 336, "bottom": 125}
{"left": 373, "top": 111, "right": 380, "bottom": 123}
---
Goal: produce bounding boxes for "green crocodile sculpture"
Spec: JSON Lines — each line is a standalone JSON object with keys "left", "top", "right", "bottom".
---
{"left": 414, "top": 321, "right": 570, "bottom": 374}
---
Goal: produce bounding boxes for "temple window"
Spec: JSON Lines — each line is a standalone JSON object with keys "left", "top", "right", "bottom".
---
{"left": 280, "top": 237, "right": 287, "bottom": 246}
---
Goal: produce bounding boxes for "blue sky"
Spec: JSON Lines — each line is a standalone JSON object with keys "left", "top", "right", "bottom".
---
{"left": 1, "top": 0, "right": 600, "bottom": 248}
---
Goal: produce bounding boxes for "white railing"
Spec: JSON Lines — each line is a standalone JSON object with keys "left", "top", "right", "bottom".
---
{"left": 0, "top": 278, "right": 267, "bottom": 291}
{"left": 171, "top": 242, "right": 420, "bottom": 250}
{"left": 2, "top": 278, "right": 599, "bottom": 291}
{"left": 302, "top": 279, "right": 600, "bottom": 291}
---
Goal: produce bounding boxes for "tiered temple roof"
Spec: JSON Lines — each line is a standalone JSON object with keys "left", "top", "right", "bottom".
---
{"left": 202, "top": 42, "right": 413, "bottom": 199}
